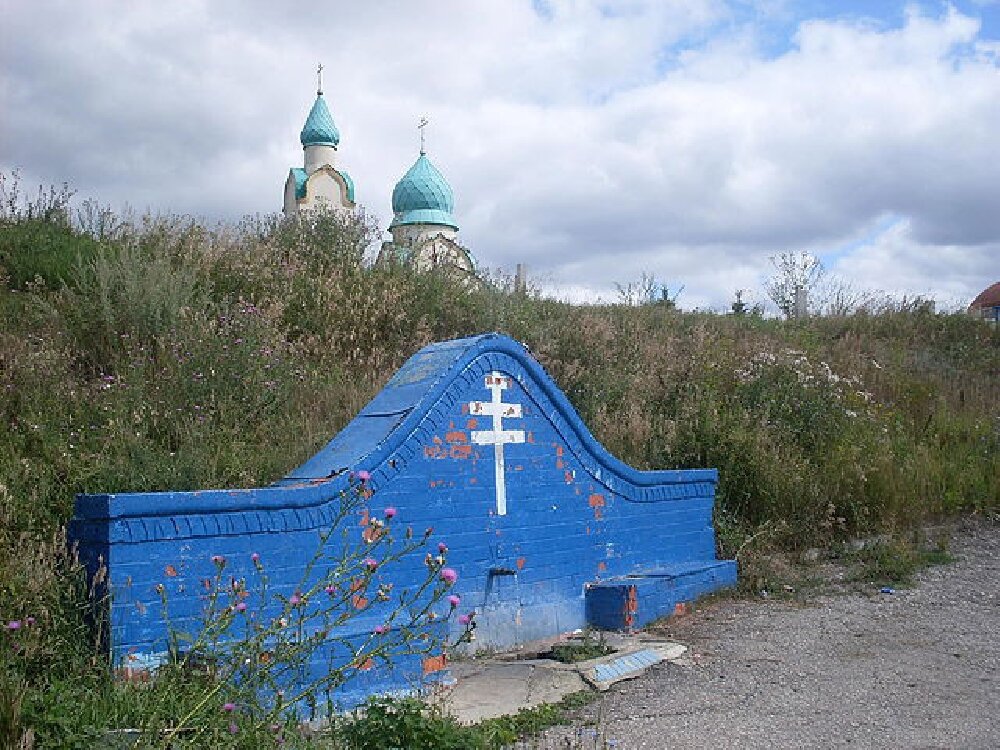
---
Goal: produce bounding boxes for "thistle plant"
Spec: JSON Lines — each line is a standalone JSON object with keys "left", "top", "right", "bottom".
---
{"left": 148, "top": 473, "right": 475, "bottom": 746}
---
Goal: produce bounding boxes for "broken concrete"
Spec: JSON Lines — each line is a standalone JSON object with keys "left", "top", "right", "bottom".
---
{"left": 435, "top": 633, "right": 688, "bottom": 723}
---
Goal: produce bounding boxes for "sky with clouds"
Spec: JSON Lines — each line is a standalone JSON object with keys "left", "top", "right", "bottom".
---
{"left": 2, "top": 0, "right": 998, "bottom": 310}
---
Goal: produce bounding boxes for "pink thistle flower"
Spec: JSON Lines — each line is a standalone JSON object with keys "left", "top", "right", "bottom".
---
{"left": 364, "top": 558, "right": 378, "bottom": 571}
{"left": 222, "top": 702, "right": 236, "bottom": 713}
{"left": 356, "top": 470, "right": 371, "bottom": 482}
{"left": 384, "top": 507, "right": 397, "bottom": 519}
{"left": 210, "top": 555, "right": 225, "bottom": 566}
{"left": 373, "top": 624, "right": 388, "bottom": 635}
{"left": 440, "top": 568, "right": 458, "bottom": 585}
{"left": 438, "top": 542, "right": 448, "bottom": 554}
{"left": 289, "top": 593, "right": 301, "bottom": 606}
{"left": 25, "top": 617, "right": 35, "bottom": 626}
{"left": 250, "top": 552, "right": 260, "bottom": 563}
{"left": 6, "top": 621, "right": 21, "bottom": 631}
{"left": 229, "top": 721, "right": 238, "bottom": 734}
{"left": 447, "top": 594, "right": 461, "bottom": 608}
{"left": 235, "top": 602, "right": 247, "bottom": 612}
{"left": 457, "top": 614, "right": 471, "bottom": 625}
{"left": 324, "top": 585, "right": 336, "bottom": 595}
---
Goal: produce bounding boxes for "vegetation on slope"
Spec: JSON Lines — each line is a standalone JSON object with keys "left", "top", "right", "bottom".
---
{"left": 1, "top": 174, "right": 997, "bottom": 746}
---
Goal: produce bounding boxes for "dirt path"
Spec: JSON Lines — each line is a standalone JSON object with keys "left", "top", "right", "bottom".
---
{"left": 539, "top": 517, "right": 1000, "bottom": 749}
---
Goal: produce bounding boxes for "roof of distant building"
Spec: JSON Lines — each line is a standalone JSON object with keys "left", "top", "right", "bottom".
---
{"left": 969, "top": 281, "right": 1000, "bottom": 311}
{"left": 300, "top": 94, "right": 340, "bottom": 147}
{"left": 390, "top": 153, "right": 458, "bottom": 230}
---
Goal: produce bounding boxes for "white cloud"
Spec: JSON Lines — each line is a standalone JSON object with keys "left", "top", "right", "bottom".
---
{"left": 0, "top": 0, "right": 996, "bottom": 308}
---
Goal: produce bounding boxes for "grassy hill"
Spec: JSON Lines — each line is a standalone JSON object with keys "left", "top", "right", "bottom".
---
{"left": 2, "top": 176, "right": 997, "bottom": 745}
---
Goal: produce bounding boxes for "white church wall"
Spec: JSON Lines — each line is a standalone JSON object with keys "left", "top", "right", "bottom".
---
{"left": 304, "top": 144, "right": 338, "bottom": 174}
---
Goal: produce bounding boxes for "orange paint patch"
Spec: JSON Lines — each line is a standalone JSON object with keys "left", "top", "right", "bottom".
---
{"left": 467, "top": 418, "right": 479, "bottom": 429}
{"left": 357, "top": 657, "right": 374, "bottom": 671}
{"left": 527, "top": 432, "right": 535, "bottom": 443}
{"left": 674, "top": 602, "right": 688, "bottom": 617}
{"left": 422, "top": 653, "right": 448, "bottom": 675}
{"left": 164, "top": 564, "right": 178, "bottom": 577}
{"left": 363, "top": 525, "right": 385, "bottom": 543}
{"left": 516, "top": 557, "right": 526, "bottom": 570}
{"left": 358, "top": 509, "right": 370, "bottom": 527}
{"left": 588, "top": 494, "right": 605, "bottom": 508}
{"left": 352, "top": 594, "right": 369, "bottom": 610}
{"left": 556, "top": 458, "right": 565, "bottom": 469}
{"left": 555, "top": 445, "right": 564, "bottom": 456}
{"left": 564, "top": 470, "right": 574, "bottom": 484}
{"left": 115, "top": 667, "right": 151, "bottom": 684}
{"left": 623, "top": 585, "right": 638, "bottom": 628}
{"left": 445, "top": 430, "right": 467, "bottom": 444}
{"left": 450, "top": 445, "right": 472, "bottom": 459}
{"left": 469, "top": 477, "right": 478, "bottom": 485}
{"left": 597, "top": 561, "right": 607, "bottom": 572}
{"left": 350, "top": 578, "right": 367, "bottom": 592}
{"left": 461, "top": 403, "right": 469, "bottom": 414}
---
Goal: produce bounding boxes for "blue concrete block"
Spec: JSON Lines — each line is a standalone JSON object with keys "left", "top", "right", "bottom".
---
{"left": 70, "top": 333, "right": 736, "bottom": 712}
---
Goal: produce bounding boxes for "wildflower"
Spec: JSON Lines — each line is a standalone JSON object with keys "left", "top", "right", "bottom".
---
{"left": 222, "top": 702, "right": 236, "bottom": 713}
{"left": 364, "top": 557, "right": 378, "bottom": 571}
{"left": 235, "top": 602, "right": 247, "bottom": 612}
{"left": 373, "top": 624, "right": 388, "bottom": 635}
{"left": 229, "top": 722, "right": 238, "bottom": 734}
{"left": 251, "top": 552, "right": 260, "bottom": 563}
{"left": 289, "top": 593, "right": 302, "bottom": 606}
{"left": 356, "top": 469, "right": 371, "bottom": 482}
{"left": 324, "top": 585, "right": 336, "bottom": 595}
{"left": 438, "top": 542, "right": 448, "bottom": 554}
{"left": 447, "top": 594, "right": 461, "bottom": 608}
{"left": 384, "top": 506, "right": 397, "bottom": 519}
{"left": 6, "top": 621, "right": 21, "bottom": 631}
{"left": 440, "top": 568, "right": 458, "bottom": 585}
{"left": 211, "top": 555, "right": 226, "bottom": 566}
{"left": 457, "top": 614, "right": 471, "bottom": 625}
{"left": 25, "top": 617, "right": 35, "bottom": 626}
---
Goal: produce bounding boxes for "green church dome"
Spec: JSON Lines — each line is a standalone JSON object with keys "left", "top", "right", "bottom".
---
{"left": 300, "top": 94, "right": 340, "bottom": 147}
{"left": 390, "top": 154, "right": 458, "bottom": 229}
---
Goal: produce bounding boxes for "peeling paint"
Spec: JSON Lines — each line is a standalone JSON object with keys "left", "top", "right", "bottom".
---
{"left": 422, "top": 654, "right": 447, "bottom": 675}
{"left": 516, "top": 557, "right": 526, "bottom": 570}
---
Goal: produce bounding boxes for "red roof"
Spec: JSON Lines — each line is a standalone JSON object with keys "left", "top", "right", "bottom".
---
{"left": 969, "top": 281, "right": 1000, "bottom": 311}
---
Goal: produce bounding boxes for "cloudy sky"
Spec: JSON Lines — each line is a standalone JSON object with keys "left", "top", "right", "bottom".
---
{"left": 2, "top": 1, "right": 998, "bottom": 310}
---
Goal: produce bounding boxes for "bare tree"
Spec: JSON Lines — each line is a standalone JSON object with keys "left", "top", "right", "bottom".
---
{"left": 765, "top": 251, "right": 825, "bottom": 318}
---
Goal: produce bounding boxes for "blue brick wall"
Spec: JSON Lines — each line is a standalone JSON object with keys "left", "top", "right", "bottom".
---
{"left": 70, "top": 333, "right": 736, "bottom": 709}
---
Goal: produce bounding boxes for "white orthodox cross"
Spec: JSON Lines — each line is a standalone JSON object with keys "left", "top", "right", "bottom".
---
{"left": 317, "top": 63, "right": 324, "bottom": 95}
{"left": 418, "top": 116, "right": 429, "bottom": 155}
{"left": 469, "top": 372, "right": 525, "bottom": 516}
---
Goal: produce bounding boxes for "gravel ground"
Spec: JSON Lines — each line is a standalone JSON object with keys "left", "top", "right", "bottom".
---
{"left": 537, "top": 517, "right": 1000, "bottom": 750}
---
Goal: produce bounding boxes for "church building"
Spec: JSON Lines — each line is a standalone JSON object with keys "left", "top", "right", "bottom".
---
{"left": 283, "top": 70, "right": 475, "bottom": 277}
{"left": 282, "top": 73, "right": 356, "bottom": 216}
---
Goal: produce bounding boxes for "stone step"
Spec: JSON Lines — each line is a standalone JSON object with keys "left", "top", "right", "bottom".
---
{"left": 585, "top": 559, "right": 738, "bottom": 631}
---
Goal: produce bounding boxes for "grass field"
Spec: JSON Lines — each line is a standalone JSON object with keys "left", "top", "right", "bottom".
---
{"left": 2, "top": 175, "right": 997, "bottom": 747}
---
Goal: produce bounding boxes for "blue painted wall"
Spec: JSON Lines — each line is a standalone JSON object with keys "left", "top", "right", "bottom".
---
{"left": 70, "top": 333, "right": 736, "bottom": 708}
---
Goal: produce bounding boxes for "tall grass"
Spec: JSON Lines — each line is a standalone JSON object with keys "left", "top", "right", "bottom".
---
{"left": 1, "top": 174, "right": 997, "bottom": 744}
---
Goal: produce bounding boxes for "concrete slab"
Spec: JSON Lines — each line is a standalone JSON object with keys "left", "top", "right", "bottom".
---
{"left": 435, "top": 635, "right": 688, "bottom": 724}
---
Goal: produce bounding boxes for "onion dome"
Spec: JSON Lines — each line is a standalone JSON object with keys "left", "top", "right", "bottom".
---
{"left": 300, "top": 94, "right": 340, "bottom": 148}
{"left": 390, "top": 153, "right": 458, "bottom": 229}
